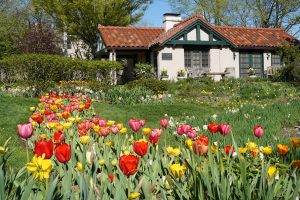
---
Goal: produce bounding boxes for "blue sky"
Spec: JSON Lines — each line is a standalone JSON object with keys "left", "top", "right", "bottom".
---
{"left": 140, "top": 0, "right": 173, "bottom": 27}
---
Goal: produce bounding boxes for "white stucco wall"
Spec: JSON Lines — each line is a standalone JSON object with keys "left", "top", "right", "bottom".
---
{"left": 200, "top": 29, "right": 209, "bottom": 41}
{"left": 187, "top": 28, "right": 197, "bottom": 40}
{"left": 157, "top": 47, "right": 185, "bottom": 80}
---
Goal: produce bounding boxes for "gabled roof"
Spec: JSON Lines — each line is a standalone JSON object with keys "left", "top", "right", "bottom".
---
{"left": 98, "top": 15, "right": 298, "bottom": 49}
{"left": 214, "top": 26, "right": 297, "bottom": 48}
{"left": 98, "top": 26, "right": 164, "bottom": 48}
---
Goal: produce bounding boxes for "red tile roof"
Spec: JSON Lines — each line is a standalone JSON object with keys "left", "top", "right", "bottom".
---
{"left": 98, "top": 15, "right": 298, "bottom": 49}
{"left": 98, "top": 26, "right": 164, "bottom": 48}
{"left": 214, "top": 26, "right": 297, "bottom": 48}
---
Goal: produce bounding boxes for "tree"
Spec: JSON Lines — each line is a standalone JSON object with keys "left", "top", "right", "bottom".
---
{"left": 33, "top": 0, "right": 152, "bottom": 58}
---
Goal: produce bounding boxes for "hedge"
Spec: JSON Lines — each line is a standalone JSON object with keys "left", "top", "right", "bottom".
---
{"left": 0, "top": 54, "right": 122, "bottom": 83}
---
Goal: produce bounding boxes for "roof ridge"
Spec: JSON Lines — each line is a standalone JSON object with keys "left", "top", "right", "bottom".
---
{"left": 214, "top": 25, "right": 284, "bottom": 30}
{"left": 98, "top": 25, "right": 164, "bottom": 29}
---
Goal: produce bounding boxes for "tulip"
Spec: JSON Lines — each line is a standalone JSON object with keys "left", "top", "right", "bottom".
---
{"left": 77, "top": 162, "right": 83, "bottom": 172}
{"left": 0, "top": 146, "right": 6, "bottom": 154}
{"left": 211, "top": 145, "right": 218, "bottom": 153}
{"left": 187, "top": 129, "right": 197, "bottom": 139}
{"left": 290, "top": 137, "right": 300, "bottom": 148}
{"left": 63, "top": 122, "right": 72, "bottom": 129}
{"left": 166, "top": 147, "right": 181, "bottom": 156}
{"left": 238, "top": 147, "right": 247, "bottom": 154}
{"left": 53, "top": 131, "right": 65, "bottom": 144}
{"left": 29, "top": 107, "right": 36, "bottom": 112}
{"left": 129, "top": 119, "right": 141, "bottom": 132}
{"left": 34, "top": 140, "right": 54, "bottom": 159}
{"left": 99, "top": 119, "right": 107, "bottom": 127}
{"left": 17, "top": 123, "right": 34, "bottom": 139}
{"left": 169, "top": 163, "right": 187, "bottom": 178}
{"left": 267, "top": 166, "right": 277, "bottom": 178}
{"left": 44, "top": 110, "right": 52, "bottom": 116}
{"left": 62, "top": 111, "right": 70, "bottom": 119}
{"left": 185, "top": 139, "right": 193, "bottom": 151}
{"left": 129, "top": 192, "right": 141, "bottom": 200}
{"left": 208, "top": 123, "right": 219, "bottom": 134}
{"left": 111, "top": 125, "right": 119, "bottom": 134}
{"left": 55, "top": 143, "right": 71, "bottom": 163}
{"left": 139, "top": 119, "right": 145, "bottom": 127}
{"left": 192, "top": 135, "right": 209, "bottom": 155}
{"left": 86, "top": 151, "right": 94, "bottom": 164}
{"left": 254, "top": 125, "right": 263, "bottom": 138}
{"left": 55, "top": 124, "right": 64, "bottom": 132}
{"left": 108, "top": 174, "right": 114, "bottom": 183}
{"left": 80, "top": 135, "right": 91, "bottom": 144}
{"left": 251, "top": 148, "right": 260, "bottom": 157}
{"left": 98, "top": 127, "right": 110, "bottom": 137}
{"left": 225, "top": 146, "right": 235, "bottom": 156}
{"left": 246, "top": 142, "right": 258, "bottom": 151}
{"left": 277, "top": 144, "right": 290, "bottom": 156}
{"left": 120, "top": 127, "right": 127, "bottom": 134}
{"left": 160, "top": 118, "right": 168, "bottom": 128}
{"left": 218, "top": 124, "right": 231, "bottom": 136}
{"left": 119, "top": 155, "right": 139, "bottom": 176}
{"left": 149, "top": 134, "right": 159, "bottom": 144}
{"left": 133, "top": 139, "right": 149, "bottom": 156}
{"left": 292, "top": 160, "right": 300, "bottom": 168}
{"left": 36, "top": 116, "right": 44, "bottom": 124}
{"left": 99, "top": 159, "right": 106, "bottom": 166}
{"left": 26, "top": 155, "right": 53, "bottom": 180}
{"left": 261, "top": 146, "right": 272, "bottom": 155}
{"left": 142, "top": 128, "right": 151, "bottom": 135}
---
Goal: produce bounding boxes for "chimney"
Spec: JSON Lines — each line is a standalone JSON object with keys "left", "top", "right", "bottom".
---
{"left": 163, "top": 13, "right": 181, "bottom": 32}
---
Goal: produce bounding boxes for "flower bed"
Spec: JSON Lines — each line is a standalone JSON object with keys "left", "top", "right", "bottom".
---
{"left": 1, "top": 91, "right": 300, "bottom": 199}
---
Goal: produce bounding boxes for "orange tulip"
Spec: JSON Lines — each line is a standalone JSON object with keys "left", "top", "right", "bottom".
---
{"left": 290, "top": 137, "right": 300, "bottom": 148}
{"left": 277, "top": 144, "right": 290, "bottom": 156}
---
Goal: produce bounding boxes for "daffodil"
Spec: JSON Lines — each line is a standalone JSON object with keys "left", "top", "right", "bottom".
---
{"left": 169, "top": 163, "right": 187, "bottom": 178}
{"left": 26, "top": 155, "right": 53, "bottom": 180}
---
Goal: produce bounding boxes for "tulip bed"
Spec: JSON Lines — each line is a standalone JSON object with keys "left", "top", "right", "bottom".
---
{"left": 1, "top": 91, "right": 300, "bottom": 199}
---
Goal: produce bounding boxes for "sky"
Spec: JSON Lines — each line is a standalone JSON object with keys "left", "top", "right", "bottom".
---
{"left": 140, "top": 0, "right": 174, "bottom": 27}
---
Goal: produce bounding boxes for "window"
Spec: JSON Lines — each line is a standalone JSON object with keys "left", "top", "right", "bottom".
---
{"left": 271, "top": 54, "right": 282, "bottom": 66}
{"left": 239, "top": 52, "right": 263, "bottom": 77}
{"left": 184, "top": 50, "right": 209, "bottom": 69}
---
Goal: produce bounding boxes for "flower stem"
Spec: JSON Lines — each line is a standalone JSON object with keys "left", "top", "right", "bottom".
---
{"left": 128, "top": 177, "right": 131, "bottom": 198}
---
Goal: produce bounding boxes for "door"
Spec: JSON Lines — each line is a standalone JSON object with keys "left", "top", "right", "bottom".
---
{"left": 239, "top": 52, "right": 264, "bottom": 77}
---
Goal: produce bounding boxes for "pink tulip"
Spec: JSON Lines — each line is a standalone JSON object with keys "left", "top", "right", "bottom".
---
{"left": 139, "top": 119, "right": 146, "bottom": 127}
{"left": 18, "top": 123, "right": 33, "bottom": 139}
{"left": 160, "top": 118, "right": 168, "bottom": 128}
{"left": 182, "top": 124, "right": 192, "bottom": 134}
{"left": 150, "top": 128, "right": 162, "bottom": 137}
{"left": 177, "top": 125, "right": 185, "bottom": 135}
{"left": 99, "top": 120, "right": 107, "bottom": 127}
{"left": 187, "top": 129, "right": 197, "bottom": 139}
{"left": 254, "top": 125, "right": 263, "bottom": 138}
{"left": 64, "top": 106, "right": 72, "bottom": 113}
{"left": 129, "top": 120, "right": 141, "bottom": 132}
{"left": 218, "top": 124, "right": 231, "bottom": 136}
{"left": 111, "top": 125, "right": 119, "bottom": 134}
{"left": 46, "top": 114, "right": 57, "bottom": 122}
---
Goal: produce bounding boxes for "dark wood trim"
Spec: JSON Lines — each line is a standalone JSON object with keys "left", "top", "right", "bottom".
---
{"left": 168, "top": 40, "right": 228, "bottom": 46}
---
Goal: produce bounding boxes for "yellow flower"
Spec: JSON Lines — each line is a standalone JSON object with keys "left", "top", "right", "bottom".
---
{"left": 38, "top": 103, "right": 43, "bottom": 108}
{"left": 124, "top": 150, "right": 131, "bottom": 155}
{"left": 267, "top": 166, "right": 277, "bottom": 178}
{"left": 211, "top": 145, "right": 218, "bottom": 153}
{"left": 56, "top": 113, "right": 62, "bottom": 118}
{"left": 80, "top": 136, "right": 91, "bottom": 144}
{"left": 185, "top": 139, "right": 193, "bottom": 147}
{"left": 142, "top": 128, "right": 151, "bottom": 135}
{"left": 29, "top": 107, "right": 36, "bottom": 112}
{"left": 290, "top": 137, "right": 300, "bottom": 148}
{"left": 79, "top": 104, "right": 85, "bottom": 110}
{"left": 93, "top": 125, "right": 100, "bottom": 132}
{"left": 40, "top": 109, "right": 45, "bottom": 115}
{"left": 107, "top": 120, "right": 115, "bottom": 126}
{"left": 75, "top": 116, "right": 82, "bottom": 122}
{"left": 99, "top": 159, "right": 106, "bottom": 166}
{"left": 117, "top": 123, "right": 123, "bottom": 129}
{"left": 120, "top": 128, "right": 127, "bottom": 134}
{"left": 261, "top": 146, "right": 272, "bottom": 155}
{"left": 246, "top": 142, "right": 257, "bottom": 151}
{"left": 26, "top": 155, "right": 53, "bottom": 180}
{"left": 238, "top": 147, "right": 248, "bottom": 154}
{"left": 50, "top": 105, "right": 57, "bottom": 111}
{"left": 105, "top": 141, "right": 113, "bottom": 146}
{"left": 129, "top": 192, "right": 141, "bottom": 200}
{"left": 111, "top": 159, "right": 117, "bottom": 166}
{"left": 55, "top": 124, "right": 64, "bottom": 132}
{"left": 31, "top": 121, "right": 38, "bottom": 128}
{"left": 127, "top": 138, "right": 133, "bottom": 143}
{"left": 169, "top": 163, "right": 187, "bottom": 178}
{"left": 166, "top": 147, "right": 181, "bottom": 156}
{"left": 0, "top": 146, "right": 5, "bottom": 154}
{"left": 39, "top": 134, "right": 47, "bottom": 139}
{"left": 63, "top": 122, "right": 72, "bottom": 129}
{"left": 46, "top": 122, "right": 57, "bottom": 129}
{"left": 77, "top": 162, "right": 83, "bottom": 172}
{"left": 68, "top": 117, "right": 76, "bottom": 123}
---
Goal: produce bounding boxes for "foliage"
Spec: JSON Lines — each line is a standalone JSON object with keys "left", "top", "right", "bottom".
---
{"left": 0, "top": 54, "right": 122, "bottom": 85}
{"left": 134, "top": 63, "right": 156, "bottom": 80}
{"left": 126, "top": 78, "right": 170, "bottom": 95}
{"left": 32, "top": 0, "right": 152, "bottom": 56}
{"left": 160, "top": 69, "right": 168, "bottom": 76}
{"left": 177, "top": 69, "right": 186, "bottom": 77}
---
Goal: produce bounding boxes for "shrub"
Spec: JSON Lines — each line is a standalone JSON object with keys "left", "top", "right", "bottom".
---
{"left": 126, "top": 78, "right": 170, "bottom": 95}
{"left": 134, "top": 63, "right": 155, "bottom": 79}
{"left": 0, "top": 54, "right": 122, "bottom": 84}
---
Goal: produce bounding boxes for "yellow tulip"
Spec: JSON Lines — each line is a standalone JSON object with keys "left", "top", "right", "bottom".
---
{"left": 56, "top": 113, "right": 62, "bottom": 118}
{"left": 68, "top": 117, "right": 76, "bottom": 123}
{"left": 107, "top": 120, "right": 115, "bottom": 126}
{"left": 46, "top": 122, "right": 56, "bottom": 129}
{"left": 117, "top": 123, "right": 123, "bottom": 129}
{"left": 169, "top": 163, "right": 187, "bottom": 178}
{"left": 40, "top": 109, "right": 45, "bottom": 115}
{"left": 38, "top": 103, "right": 43, "bottom": 108}
{"left": 111, "top": 159, "right": 117, "bottom": 166}
{"left": 261, "top": 146, "right": 272, "bottom": 155}
{"left": 124, "top": 150, "right": 130, "bottom": 155}
{"left": 80, "top": 136, "right": 91, "bottom": 145}
{"left": 75, "top": 116, "right": 82, "bottom": 122}
{"left": 290, "top": 137, "right": 300, "bottom": 148}
{"left": 105, "top": 141, "right": 113, "bottom": 146}
{"left": 99, "top": 159, "right": 106, "bottom": 166}
{"left": 26, "top": 155, "right": 53, "bottom": 180}
{"left": 129, "top": 192, "right": 141, "bottom": 200}
{"left": 63, "top": 122, "right": 72, "bottom": 129}
{"left": 93, "top": 125, "right": 100, "bottom": 132}
{"left": 166, "top": 147, "right": 181, "bottom": 156}
{"left": 31, "top": 121, "right": 38, "bottom": 128}
{"left": 120, "top": 128, "right": 127, "bottom": 134}
{"left": 211, "top": 145, "right": 218, "bottom": 153}
{"left": 77, "top": 162, "right": 83, "bottom": 172}
{"left": 29, "top": 107, "right": 36, "bottom": 112}
{"left": 39, "top": 134, "right": 47, "bottom": 139}
{"left": 0, "top": 146, "right": 5, "bottom": 154}
{"left": 50, "top": 105, "right": 57, "bottom": 111}
{"left": 185, "top": 139, "right": 193, "bottom": 147}
{"left": 142, "top": 128, "right": 151, "bottom": 135}
{"left": 267, "top": 166, "right": 277, "bottom": 178}
{"left": 246, "top": 142, "right": 257, "bottom": 151}
{"left": 55, "top": 124, "right": 64, "bottom": 132}
{"left": 238, "top": 147, "right": 247, "bottom": 154}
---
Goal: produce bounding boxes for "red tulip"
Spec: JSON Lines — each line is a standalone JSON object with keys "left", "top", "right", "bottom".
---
{"left": 254, "top": 125, "right": 263, "bottom": 138}
{"left": 192, "top": 135, "right": 209, "bottom": 155}
{"left": 17, "top": 123, "right": 33, "bottom": 139}
{"left": 98, "top": 127, "right": 110, "bottom": 137}
{"left": 53, "top": 131, "right": 65, "bottom": 144}
{"left": 119, "top": 155, "right": 139, "bottom": 176}
{"left": 84, "top": 103, "right": 90, "bottom": 109}
{"left": 160, "top": 118, "right": 168, "bottom": 128}
{"left": 62, "top": 111, "right": 70, "bottom": 119}
{"left": 133, "top": 140, "right": 149, "bottom": 156}
{"left": 208, "top": 123, "right": 219, "bottom": 134}
{"left": 36, "top": 116, "right": 44, "bottom": 124}
{"left": 34, "top": 140, "right": 54, "bottom": 159}
{"left": 44, "top": 110, "right": 52, "bottom": 116}
{"left": 218, "top": 124, "right": 231, "bottom": 136}
{"left": 55, "top": 143, "right": 71, "bottom": 163}
{"left": 225, "top": 146, "right": 235, "bottom": 156}
{"left": 108, "top": 174, "right": 114, "bottom": 183}
{"left": 78, "top": 128, "right": 88, "bottom": 136}
{"left": 149, "top": 134, "right": 159, "bottom": 144}
{"left": 129, "top": 119, "right": 141, "bottom": 132}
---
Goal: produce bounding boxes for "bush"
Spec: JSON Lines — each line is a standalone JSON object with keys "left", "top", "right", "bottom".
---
{"left": 126, "top": 78, "right": 169, "bottom": 95}
{"left": 277, "top": 45, "right": 300, "bottom": 81}
{"left": 0, "top": 54, "right": 122, "bottom": 83}
{"left": 134, "top": 63, "right": 155, "bottom": 79}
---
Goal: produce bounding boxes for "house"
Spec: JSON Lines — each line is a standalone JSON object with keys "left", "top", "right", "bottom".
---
{"left": 96, "top": 13, "right": 298, "bottom": 81}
